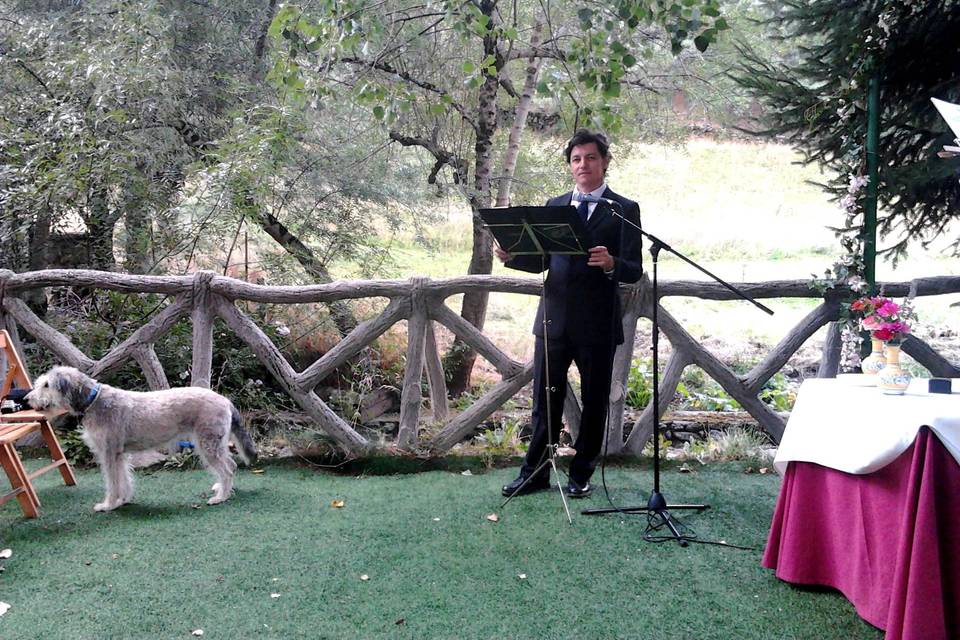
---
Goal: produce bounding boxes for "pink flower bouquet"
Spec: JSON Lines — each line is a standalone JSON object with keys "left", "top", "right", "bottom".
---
{"left": 850, "top": 295, "right": 916, "bottom": 343}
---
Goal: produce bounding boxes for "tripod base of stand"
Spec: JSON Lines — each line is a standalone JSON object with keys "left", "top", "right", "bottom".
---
{"left": 582, "top": 491, "right": 709, "bottom": 547}
{"left": 500, "top": 451, "right": 572, "bottom": 524}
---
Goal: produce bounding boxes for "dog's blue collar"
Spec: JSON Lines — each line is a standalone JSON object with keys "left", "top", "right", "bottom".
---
{"left": 83, "top": 383, "right": 102, "bottom": 411}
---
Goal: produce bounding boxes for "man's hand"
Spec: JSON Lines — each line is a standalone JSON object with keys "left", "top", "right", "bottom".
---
{"left": 587, "top": 246, "right": 614, "bottom": 272}
{"left": 494, "top": 244, "right": 512, "bottom": 263}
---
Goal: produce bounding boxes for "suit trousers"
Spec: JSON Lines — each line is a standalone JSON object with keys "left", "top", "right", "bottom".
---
{"left": 520, "top": 334, "right": 616, "bottom": 485}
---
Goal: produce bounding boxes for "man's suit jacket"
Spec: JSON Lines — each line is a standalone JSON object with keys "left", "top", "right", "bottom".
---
{"left": 506, "top": 187, "right": 642, "bottom": 346}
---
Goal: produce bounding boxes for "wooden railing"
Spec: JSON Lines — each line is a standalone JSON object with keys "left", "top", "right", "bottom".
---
{"left": 1, "top": 268, "right": 958, "bottom": 456}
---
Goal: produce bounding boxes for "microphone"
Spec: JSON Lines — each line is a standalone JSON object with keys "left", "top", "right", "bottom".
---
{"left": 576, "top": 194, "right": 618, "bottom": 207}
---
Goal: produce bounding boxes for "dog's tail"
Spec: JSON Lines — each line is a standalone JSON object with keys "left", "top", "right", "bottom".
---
{"left": 230, "top": 403, "right": 259, "bottom": 466}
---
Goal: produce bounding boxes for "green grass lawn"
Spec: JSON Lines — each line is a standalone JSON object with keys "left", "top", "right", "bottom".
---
{"left": 1, "top": 460, "right": 882, "bottom": 639}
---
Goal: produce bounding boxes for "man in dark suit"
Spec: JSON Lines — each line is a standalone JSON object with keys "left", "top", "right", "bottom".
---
{"left": 496, "top": 129, "right": 642, "bottom": 499}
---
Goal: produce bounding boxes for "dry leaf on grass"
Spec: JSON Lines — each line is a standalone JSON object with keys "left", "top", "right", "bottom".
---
{"left": 270, "top": 593, "right": 280, "bottom": 598}
{"left": 331, "top": 500, "right": 345, "bottom": 508}
{"left": 360, "top": 574, "right": 370, "bottom": 581}
{"left": 432, "top": 517, "right": 440, "bottom": 522}
{"left": 395, "top": 618, "right": 406, "bottom": 626}
{"left": 0, "top": 602, "right": 10, "bottom": 617}
{"left": 759, "top": 467, "right": 769, "bottom": 474}
{"left": 460, "top": 470, "right": 473, "bottom": 476}
{"left": 191, "top": 630, "right": 203, "bottom": 636}
{"left": 485, "top": 513, "right": 499, "bottom": 522}
{"left": 517, "top": 573, "right": 527, "bottom": 580}
{"left": 251, "top": 469, "right": 265, "bottom": 475}
{"left": 0, "top": 549, "right": 11, "bottom": 559}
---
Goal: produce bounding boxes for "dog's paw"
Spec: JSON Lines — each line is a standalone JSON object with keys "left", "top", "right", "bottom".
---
{"left": 211, "top": 482, "right": 222, "bottom": 493}
{"left": 207, "top": 495, "right": 228, "bottom": 506}
{"left": 93, "top": 501, "right": 117, "bottom": 512}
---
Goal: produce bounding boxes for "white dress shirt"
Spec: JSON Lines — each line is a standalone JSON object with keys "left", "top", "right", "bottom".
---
{"left": 571, "top": 183, "right": 607, "bottom": 221}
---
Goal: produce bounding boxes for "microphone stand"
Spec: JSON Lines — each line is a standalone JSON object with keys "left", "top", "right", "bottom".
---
{"left": 582, "top": 202, "right": 773, "bottom": 547}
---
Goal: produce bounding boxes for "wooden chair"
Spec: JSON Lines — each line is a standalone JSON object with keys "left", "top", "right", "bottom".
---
{"left": 0, "top": 329, "right": 77, "bottom": 518}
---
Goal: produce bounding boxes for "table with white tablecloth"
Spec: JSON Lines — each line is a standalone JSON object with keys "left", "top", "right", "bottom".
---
{"left": 763, "top": 377, "right": 960, "bottom": 640}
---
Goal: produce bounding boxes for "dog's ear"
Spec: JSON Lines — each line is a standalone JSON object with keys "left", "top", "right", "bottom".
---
{"left": 59, "top": 373, "right": 88, "bottom": 414}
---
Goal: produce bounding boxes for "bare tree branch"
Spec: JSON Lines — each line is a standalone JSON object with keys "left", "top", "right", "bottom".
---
{"left": 388, "top": 130, "right": 469, "bottom": 185}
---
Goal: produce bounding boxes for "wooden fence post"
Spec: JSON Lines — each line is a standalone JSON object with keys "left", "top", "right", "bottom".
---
{"left": 817, "top": 321, "right": 843, "bottom": 378}
{"left": 424, "top": 321, "right": 449, "bottom": 422}
{"left": 397, "top": 277, "right": 429, "bottom": 449}
{"left": 191, "top": 271, "right": 215, "bottom": 389}
{"left": 606, "top": 282, "right": 644, "bottom": 454}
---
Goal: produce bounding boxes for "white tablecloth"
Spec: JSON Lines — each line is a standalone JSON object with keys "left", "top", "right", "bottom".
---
{"left": 773, "top": 377, "right": 960, "bottom": 475}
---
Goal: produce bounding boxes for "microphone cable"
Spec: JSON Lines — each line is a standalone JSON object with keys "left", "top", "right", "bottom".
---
{"left": 596, "top": 195, "right": 630, "bottom": 513}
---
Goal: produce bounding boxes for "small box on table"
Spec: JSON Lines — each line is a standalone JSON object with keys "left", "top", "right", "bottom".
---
{"left": 928, "top": 378, "right": 953, "bottom": 394}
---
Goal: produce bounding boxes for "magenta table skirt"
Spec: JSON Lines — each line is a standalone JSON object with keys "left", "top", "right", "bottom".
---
{"left": 763, "top": 427, "right": 960, "bottom": 640}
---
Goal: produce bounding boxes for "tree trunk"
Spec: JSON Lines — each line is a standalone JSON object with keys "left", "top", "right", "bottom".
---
{"left": 445, "top": 3, "right": 501, "bottom": 397}
{"left": 494, "top": 19, "right": 543, "bottom": 207}
{"left": 123, "top": 188, "right": 153, "bottom": 274}
{"left": 85, "top": 186, "right": 118, "bottom": 271}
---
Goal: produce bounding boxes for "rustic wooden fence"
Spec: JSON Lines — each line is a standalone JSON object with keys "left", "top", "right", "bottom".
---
{"left": 1, "top": 268, "right": 958, "bottom": 456}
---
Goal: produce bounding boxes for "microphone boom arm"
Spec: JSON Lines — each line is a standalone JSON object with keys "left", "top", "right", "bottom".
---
{"left": 588, "top": 197, "right": 774, "bottom": 316}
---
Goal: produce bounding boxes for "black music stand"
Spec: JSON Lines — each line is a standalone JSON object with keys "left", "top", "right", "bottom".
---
{"left": 480, "top": 205, "right": 588, "bottom": 523}
{"left": 480, "top": 205, "right": 589, "bottom": 257}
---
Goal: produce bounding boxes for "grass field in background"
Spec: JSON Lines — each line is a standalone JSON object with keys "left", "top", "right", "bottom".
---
{"left": 379, "top": 139, "right": 959, "bottom": 365}
{"left": 0, "top": 461, "right": 883, "bottom": 640}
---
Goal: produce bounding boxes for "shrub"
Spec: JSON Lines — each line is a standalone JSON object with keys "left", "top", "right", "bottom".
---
{"left": 625, "top": 359, "right": 653, "bottom": 409}
{"left": 758, "top": 373, "right": 796, "bottom": 412}
{"left": 474, "top": 418, "right": 527, "bottom": 467}
{"left": 679, "top": 426, "right": 774, "bottom": 465}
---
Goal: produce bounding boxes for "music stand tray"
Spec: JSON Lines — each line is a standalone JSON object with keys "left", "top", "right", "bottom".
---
{"left": 480, "top": 206, "right": 588, "bottom": 256}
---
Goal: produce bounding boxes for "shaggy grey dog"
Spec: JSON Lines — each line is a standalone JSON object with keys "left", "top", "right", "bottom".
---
{"left": 25, "top": 366, "right": 258, "bottom": 511}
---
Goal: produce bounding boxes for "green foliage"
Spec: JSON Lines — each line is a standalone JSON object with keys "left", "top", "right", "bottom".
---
{"left": 0, "top": 0, "right": 423, "bottom": 283}
{"left": 161, "top": 447, "right": 203, "bottom": 471}
{"left": 680, "top": 426, "right": 773, "bottom": 465}
{"left": 625, "top": 358, "right": 653, "bottom": 409}
{"left": 449, "top": 379, "right": 493, "bottom": 413}
{"left": 630, "top": 362, "right": 795, "bottom": 414}
{"left": 758, "top": 373, "right": 797, "bottom": 412}
{"left": 731, "top": 1, "right": 960, "bottom": 259}
{"left": 474, "top": 419, "right": 526, "bottom": 457}
{"left": 56, "top": 428, "right": 95, "bottom": 467}
{"left": 0, "top": 1, "right": 233, "bottom": 271}
{"left": 642, "top": 432, "right": 672, "bottom": 457}
{"left": 269, "top": 0, "right": 729, "bottom": 153}
{"left": 675, "top": 368, "right": 741, "bottom": 411}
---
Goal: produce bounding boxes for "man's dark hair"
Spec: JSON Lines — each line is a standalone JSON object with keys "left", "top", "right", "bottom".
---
{"left": 564, "top": 129, "right": 610, "bottom": 163}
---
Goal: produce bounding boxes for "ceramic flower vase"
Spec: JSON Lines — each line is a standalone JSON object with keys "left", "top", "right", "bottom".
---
{"left": 861, "top": 338, "right": 886, "bottom": 376}
{"left": 878, "top": 344, "right": 912, "bottom": 395}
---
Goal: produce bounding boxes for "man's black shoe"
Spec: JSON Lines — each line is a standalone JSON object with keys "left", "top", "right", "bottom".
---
{"left": 501, "top": 475, "right": 550, "bottom": 497}
{"left": 565, "top": 480, "right": 592, "bottom": 498}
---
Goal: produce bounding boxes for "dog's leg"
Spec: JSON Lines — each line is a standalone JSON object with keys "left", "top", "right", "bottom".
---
{"left": 199, "top": 435, "right": 236, "bottom": 505}
{"left": 94, "top": 452, "right": 126, "bottom": 512}
{"left": 115, "top": 454, "right": 135, "bottom": 506}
